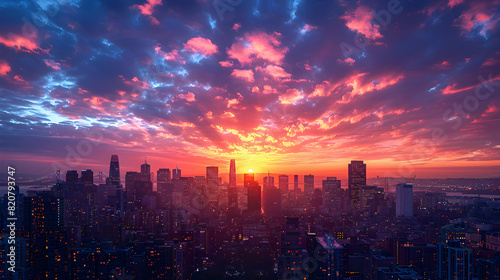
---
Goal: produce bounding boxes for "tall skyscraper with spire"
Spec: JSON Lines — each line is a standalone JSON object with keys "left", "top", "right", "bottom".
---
{"left": 141, "top": 158, "right": 151, "bottom": 182}
{"left": 108, "top": 154, "right": 120, "bottom": 186}
{"left": 173, "top": 164, "right": 181, "bottom": 179}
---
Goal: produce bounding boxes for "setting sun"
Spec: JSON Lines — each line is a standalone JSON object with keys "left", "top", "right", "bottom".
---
{"left": 248, "top": 169, "right": 253, "bottom": 173}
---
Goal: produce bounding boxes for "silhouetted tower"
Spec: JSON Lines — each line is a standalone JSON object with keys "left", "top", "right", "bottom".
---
{"left": 108, "top": 154, "right": 120, "bottom": 186}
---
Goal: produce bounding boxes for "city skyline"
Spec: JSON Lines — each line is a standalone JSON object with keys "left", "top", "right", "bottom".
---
{"left": 0, "top": 0, "right": 499, "bottom": 178}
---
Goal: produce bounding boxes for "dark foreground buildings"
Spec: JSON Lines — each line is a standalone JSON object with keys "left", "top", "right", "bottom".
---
{"left": 1, "top": 156, "right": 499, "bottom": 280}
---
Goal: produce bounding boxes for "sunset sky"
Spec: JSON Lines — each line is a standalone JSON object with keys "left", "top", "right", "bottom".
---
{"left": 1, "top": 0, "right": 500, "bottom": 178}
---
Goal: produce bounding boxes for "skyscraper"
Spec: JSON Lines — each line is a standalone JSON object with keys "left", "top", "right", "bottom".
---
{"left": 126, "top": 171, "right": 152, "bottom": 208}
{"left": 263, "top": 174, "right": 280, "bottom": 216}
{"left": 229, "top": 159, "right": 236, "bottom": 188}
{"left": 263, "top": 175, "right": 274, "bottom": 188}
{"left": 359, "top": 186, "right": 383, "bottom": 216}
{"left": 27, "top": 192, "right": 68, "bottom": 279}
{"left": 348, "top": 160, "right": 366, "bottom": 208}
{"left": 323, "top": 177, "right": 342, "bottom": 216}
{"left": 173, "top": 165, "right": 181, "bottom": 179}
{"left": 304, "top": 174, "right": 314, "bottom": 196}
{"left": 228, "top": 160, "right": 238, "bottom": 210}
{"left": 279, "top": 217, "right": 304, "bottom": 279}
{"left": 279, "top": 175, "right": 289, "bottom": 194}
{"left": 157, "top": 168, "right": 172, "bottom": 207}
{"left": 316, "top": 234, "right": 344, "bottom": 280}
{"left": 81, "top": 169, "right": 93, "bottom": 185}
{"left": 141, "top": 159, "right": 151, "bottom": 182}
{"left": 157, "top": 168, "right": 171, "bottom": 184}
{"left": 396, "top": 183, "right": 413, "bottom": 217}
{"left": 247, "top": 181, "right": 261, "bottom": 213}
{"left": 244, "top": 172, "right": 254, "bottom": 188}
{"left": 66, "top": 170, "right": 79, "bottom": 185}
{"left": 206, "top": 166, "right": 219, "bottom": 208}
{"left": 437, "top": 241, "right": 471, "bottom": 280}
{"left": 108, "top": 154, "right": 120, "bottom": 186}
{"left": 293, "top": 175, "right": 299, "bottom": 192}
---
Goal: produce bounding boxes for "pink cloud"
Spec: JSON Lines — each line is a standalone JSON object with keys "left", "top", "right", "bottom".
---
{"left": 455, "top": 1, "right": 500, "bottom": 36}
{"left": 233, "top": 23, "right": 241, "bottom": 31}
{"left": 308, "top": 73, "right": 404, "bottom": 102}
{"left": 119, "top": 75, "right": 150, "bottom": 89}
{"left": 183, "top": 37, "right": 219, "bottom": 56}
{"left": 338, "top": 58, "right": 355, "bottom": 65}
{"left": 448, "top": 0, "right": 463, "bottom": 8}
{"left": 44, "top": 59, "right": 61, "bottom": 70}
{"left": 482, "top": 57, "right": 499, "bottom": 67}
{"left": 342, "top": 6, "right": 383, "bottom": 40}
{"left": 279, "top": 89, "right": 303, "bottom": 104}
{"left": 0, "top": 34, "right": 43, "bottom": 53}
{"left": 178, "top": 92, "right": 196, "bottom": 102}
{"left": 432, "top": 60, "right": 452, "bottom": 69}
{"left": 256, "top": 65, "right": 291, "bottom": 79}
{"left": 262, "top": 85, "right": 278, "bottom": 95}
{"left": 231, "top": 69, "right": 255, "bottom": 82}
{"left": 219, "top": 60, "right": 234, "bottom": 67}
{"left": 300, "top": 24, "right": 318, "bottom": 34}
{"left": 227, "top": 31, "right": 289, "bottom": 65}
{"left": 0, "top": 60, "right": 11, "bottom": 76}
{"left": 155, "top": 45, "right": 185, "bottom": 63}
{"left": 226, "top": 93, "right": 243, "bottom": 108}
{"left": 131, "top": 0, "right": 162, "bottom": 25}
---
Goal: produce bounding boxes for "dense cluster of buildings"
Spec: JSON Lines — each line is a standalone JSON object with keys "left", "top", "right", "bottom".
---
{"left": 1, "top": 156, "right": 500, "bottom": 279}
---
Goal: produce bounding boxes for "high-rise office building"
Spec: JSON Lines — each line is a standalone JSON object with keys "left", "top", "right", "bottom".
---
{"left": 396, "top": 183, "right": 413, "bottom": 217}
{"left": 279, "top": 175, "right": 288, "bottom": 194}
{"left": 348, "top": 160, "right": 366, "bottom": 208}
{"left": 157, "top": 168, "right": 172, "bottom": 207}
{"left": 263, "top": 175, "right": 274, "bottom": 188}
{"left": 108, "top": 154, "right": 120, "bottom": 186}
{"left": 206, "top": 166, "right": 219, "bottom": 208}
{"left": 359, "top": 185, "right": 377, "bottom": 215}
{"left": 293, "top": 175, "right": 299, "bottom": 191}
{"left": 27, "top": 192, "right": 68, "bottom": 279}
{"left": 247, "top": 181, "right": 261, "bottom": 213}
{"left": 66, "top": 170, "right": 79, "bottom": 185}
{"left": 244, "top": 172, "right": 254, "bottom": 187}
{"left": 228, "top": 160, "right": 238, "bottom": 210}
{"left": 304, "top": 174, "right": 314, "bottom": 196}
{"left": 323, "top": 177, "right": 342, "bottom": 216}
{"left": 126, "top": 171, "right": 152, "bottom": 208}
{"left": 157, "top": 168, "right": 171, "bottom": 184}
{"left": 172, "top": 165, "right": 181, "bottom": 180}
{"left": 229, "top": 159, "right": 236, "bottom": 188}
{"left": 316, "top": 233, "right": 344, "bottom": 280}
{"left": 81, "top": 169, "right": 93, "bottom": 185}
{"left": 437, "top": 241, "right": 471, "bottom": 280}
{"left": 263, "top": 175, "right": 280, "bottom": 217}
{"left": 279, "top": 217, "right": 304, "bottom": 279}
{"left": 141, "top": 160, "right": 151, "bottom": 182}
